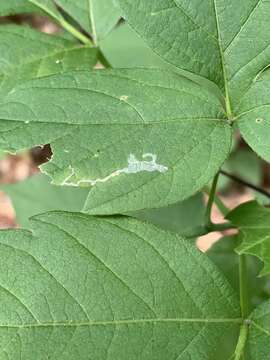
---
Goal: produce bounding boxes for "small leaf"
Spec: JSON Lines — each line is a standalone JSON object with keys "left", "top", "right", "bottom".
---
{"left": 207, "top": 236, "right": 270, "bottom": 307}
{"left": 56, "top": 0, "right": 120, "bottom": 43}
{"left": 247, "top": 299, "right": 270, "bottom": 359}
{"left": 0, "top": 212, "right": 240, "bottom": 359}
{"left": 2, "top": 173, "right": 89, "bottom": 227}
{"left": 0, "top": 68, "right": 231, "bottom": 213}
{"left": 227, "top": 201, "right": 270, "bottom": 276}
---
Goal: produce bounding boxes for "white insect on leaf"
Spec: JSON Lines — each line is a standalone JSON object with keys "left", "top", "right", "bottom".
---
{"left": 61, "top": 153, "right": 168, "bottom": 187}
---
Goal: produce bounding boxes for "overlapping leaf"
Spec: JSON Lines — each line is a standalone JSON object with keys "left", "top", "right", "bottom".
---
{"left": 247, "top": 299, "right": 270, "bottom": 359}
{"left": 116, "top": 0, "right": 270, "bottom": 162}
{"left": 56, "top": 0, "right": 120, "bottom": 43}
{"left": 131, "top": 193, "right": 205, "bottom": 236}
{"left": 0, "top": 0, "right": 120, "bottom": 43}
{"left": 1, "top": 173, "right": 89, "bottom": 227}
{"left": 208, "top": 236, "right": 270, "bottom": 308}
{"left": 0, "top": 67, "right": 231, "bottom": 213}
{"left": 227, "top": 201, "right": 270, "bottom": 276}
{"left": 117, "top": 0, "right": 270, "bottom": 99}
{"left": 0, "top": 25, "right": 97, "bottom": 83}
{"left": 0, "top": 25, "right": 97, "bottom": 151}
{"left": 0, "top": 212, "right": 240, "bottom": 359}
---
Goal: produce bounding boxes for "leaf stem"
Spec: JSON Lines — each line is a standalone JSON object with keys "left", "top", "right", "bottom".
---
{"left": 204, "top": 188, "right": 229, "bottom": 216}
{"left": 234, "top": 324, "right": 249, "bottom": 360}
{"left": 239, "top": 255, "right": 249, "bottom": 319}
{"left": 220, "top": 170, "right": 270, "bottom": 199}
{"left": 205, "top": 173, "right": 220, "bottom": 226}
{"left": 29, "top": 0, "right": 93, "bottom": 45}
{"left": 58, "top": 18, "right": 93, "bottom": 45}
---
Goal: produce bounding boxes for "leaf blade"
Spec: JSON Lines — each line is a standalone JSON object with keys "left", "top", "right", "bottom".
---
{"left": 0, "top": 68, "right": 231, "bottom": 212}
{"left": 0, "top": 212, "right": 240, "bottom": 359}
{"left": 55, "top": 0, "right": 120, "bottom": 42}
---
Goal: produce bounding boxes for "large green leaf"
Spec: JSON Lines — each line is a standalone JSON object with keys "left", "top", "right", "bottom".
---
{"left": 227, "top": 201, "right": 270, "bottom": 276}
{"left": 116, "top": 0, "right": 270, "bottom": 163}
{"left": 2, "top": 173, "right": 89, "bottom": 227}
{"left": 247, "top": 299, "right": 270, "bottom": 359}
{"left": 0, "top": 25, "right": 97, "bottom": 84}
{"left": 0, "top": 212, "right": 240, "bottom": 359}
{"left": 0, "top": 68, "right": 231, "bottom": 213}
{"left": 56, "top": 0, "right": 120, "bottom": 43}
{"left": 116, "top": 0, "right": 270, "bottom": 100}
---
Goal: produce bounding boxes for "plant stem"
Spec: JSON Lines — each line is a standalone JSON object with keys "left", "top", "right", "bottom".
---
{"left": 29, "top": 0, "right": 93, "bottom": 45}
{"left": 204, "top": 187, "right": 229, "bottom": 216}
{"left": 220, "top": 170, "right": 270, "bottom": 199}
{"left": 59, "top": 18, "right": 92, "bottom": 45}
{"left": 234, "top": 324, "right": 249, "bottom": 360}
{"left": 239, "top": 255, "right": 249, "bottom": 319}
{"left": 205, "top": 173, "right": 220, "bottom": 225}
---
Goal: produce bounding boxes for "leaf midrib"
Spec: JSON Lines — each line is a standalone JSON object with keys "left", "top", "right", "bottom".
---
{"left": 88, "top": 0, "right": 97, "bottom": 44}
{"left": 212, "top": 0, "right": 232, "bottom": 118}
{"left": 1, "top": 317, "right": 242, "bottom": 329}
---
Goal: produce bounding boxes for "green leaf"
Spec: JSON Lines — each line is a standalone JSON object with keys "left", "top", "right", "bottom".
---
{"left": 0, "top": 212, "right": 240, "bottom": 359}
{"left": 0, "top": 1, "right": 92, "bottom": 44}
{"left": 235, "top": 68, "right": 270, "bottom": 162}
{"left": 100, "top": 23, "right": 165, "bottom": 68}
{"left": 0, "top": 0, "right": 62, "bottom": 19}
{"left": 227, "top": 201, "right": 270, "bottom": 276}
{"left": 0, "top": 25, "right": 97, "bottom": 84}
{"left": 0, "top": 0, "right": 37, "bottom": 15}
{"left": 131, "top": 193, "right": 205, "bottom": 236}
{"left": 219, "top": 149, "right": 262, "bottom": 191}
{"left": 56, "top": 0, "right": 120, "bottom": 43}
{"left": 247, "top": 299, "right": 270, "bottom": 359}
{"left": 116, "top": 0, "right": 270, "bottom": 162}
{"left": 1, "top": 173, "right": 88, "bottom": 227}
{"left": 100, "top": 22, "right": 223, "bottom": 102}
{"left": 0, "top": 68, "right": 231, "bottom": 213}
{"left": 207, "top": 236, "right": 270, "bottom": 308}
{"left": 116, "top": 1, "right": 270, "bottom": 99}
